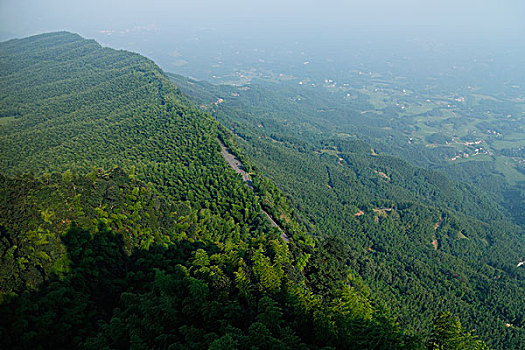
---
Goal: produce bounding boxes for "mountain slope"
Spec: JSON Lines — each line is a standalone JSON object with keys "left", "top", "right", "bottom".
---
{"left": 169, "top": 73, "right": 525, "bottom": 349}
{"left": 0, "top": 32, "right": 436, "bottom": 349}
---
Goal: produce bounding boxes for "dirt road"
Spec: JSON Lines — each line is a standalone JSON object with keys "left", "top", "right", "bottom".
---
{"left": 219, "top": 139, "right": 289, "bottom": 242}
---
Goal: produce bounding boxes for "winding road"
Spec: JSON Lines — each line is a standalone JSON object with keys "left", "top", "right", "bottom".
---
{"left": 219, "top": 139, "right": 289, "bottom": 242}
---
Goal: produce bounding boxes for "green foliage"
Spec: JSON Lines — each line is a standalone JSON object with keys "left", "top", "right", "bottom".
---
{"left": 0, "top": 32, "right": 420, "bottom": 349}
{"left": 427, "top": 312, "right": 488, "bottom": 350}
{"left": 170, "top": 71, "right": 524, "bottom": 349}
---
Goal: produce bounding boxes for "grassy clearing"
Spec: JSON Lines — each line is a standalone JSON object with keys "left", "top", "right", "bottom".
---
{"left": 492, "top": 139, "right": 525, "bottom": 150}
{"left": 494, "top": 157, "right": 525, "bottom": 184}
{"left": 0, "top": 116, "right": 15, "bottom": 125}
{"left": 471, "top": 93, "right": 502, "bottom": 102}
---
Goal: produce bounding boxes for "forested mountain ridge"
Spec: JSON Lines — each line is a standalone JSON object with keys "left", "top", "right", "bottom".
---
{"left": 0, "top": 31, "right": 473, "bottom": 349}
{"left": 1, "top": 31, "right": 194, "bottom": 175}
{"left": 169, "top": 73, "right": 525, "bottom": 349}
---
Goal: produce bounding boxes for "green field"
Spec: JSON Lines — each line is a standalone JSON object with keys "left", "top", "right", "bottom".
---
{"left": 0, "top": 116, "right": 15, "bottom": 125}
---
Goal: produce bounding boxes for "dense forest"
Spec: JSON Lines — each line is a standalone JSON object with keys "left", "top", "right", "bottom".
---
{"left": 0, "top": 31, "right": 520, "bottom": 349}
{"left": 166, "top": 68, "right": 525, "bottom": 227}
{"left": 169, "top": 73, "right": 525, "bottom": 349}
{"left": 0, "top": 31, "right": 488, "bottom": 349}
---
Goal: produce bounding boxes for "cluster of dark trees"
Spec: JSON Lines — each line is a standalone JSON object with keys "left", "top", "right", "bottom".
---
{"left": 1, "top": 169, "right": 419, "bottom": 349}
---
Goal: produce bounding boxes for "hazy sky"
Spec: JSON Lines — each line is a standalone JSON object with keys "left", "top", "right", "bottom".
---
{"left": 1, "top": 0, "right": 524, "bottom": 79}
{"left": 1, "top": 0, "right": 524, "bottom": 40}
